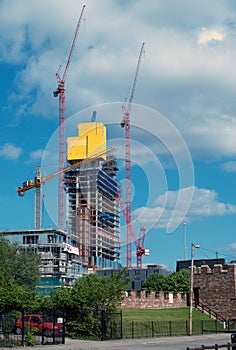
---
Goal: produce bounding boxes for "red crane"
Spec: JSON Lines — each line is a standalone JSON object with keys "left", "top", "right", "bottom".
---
{"left": 120, "top": 42, "right": 146, "bottom": 268}
{"left": 136, "top": 226, "right": 149, "bottom": 269}
{"left": 53, "top": 5, "right": 86, "bottom": 229}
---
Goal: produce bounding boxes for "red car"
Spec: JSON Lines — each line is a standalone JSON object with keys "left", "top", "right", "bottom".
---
{"left": 14, "top": 314, "right": 64, "bottom": 337}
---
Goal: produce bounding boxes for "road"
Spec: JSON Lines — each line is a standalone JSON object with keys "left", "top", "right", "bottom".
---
{"left": 3, "top": 333, "right": 234, "bottom": 350}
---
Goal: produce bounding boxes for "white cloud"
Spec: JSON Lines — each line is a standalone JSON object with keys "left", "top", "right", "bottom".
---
{"left": 133, "top": 186, "right": 236, "bottom": 232}
{"left": 226, "top": 243, "right": 236, "bottom": 252}
{"left": 198, "top": 28, "right": 224, "bottom": 45}
{"left": 30, "top": 149, "right": 44, "bottom": 161}
{"left": 0, "top": 143, "right": 22, "bottom": 160}
{"left": 0, "top": 0, "right": 236, "bottom": 161}
{"left": 220, "top": 161, "right": 236, "bottom": 173}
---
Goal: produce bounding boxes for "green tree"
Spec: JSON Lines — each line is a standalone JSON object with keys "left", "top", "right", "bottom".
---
{"left": 51, "top": 269, "right": 129, "bottom": 339}
{"left": 0, "top": 285, "right": 39, "bottom": 311}
{"left": 142, "top": 270, "right": 189, "bottom": 293}
{"left": 0, "top": 237, "right": 41, "bottom": 290}
{"left": 142, "top": 273, "right": 167, "bottom": 291}
{"left": 171, "top": 269, "right": 189, "bottom": 293}
{"left": 13, "top": 248, "right": 41, "bottom": 290}
{"left": 0, "top": 237, "right": 41, "bottom": 311}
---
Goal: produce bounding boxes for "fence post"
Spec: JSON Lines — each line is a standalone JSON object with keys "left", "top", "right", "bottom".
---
{"left": 169, "top": 320, "right": 172, "bottom": 336}
{"left": 21, "top": 309, "right": 25, "bottom": 347}
{"left": 101, "top": 310, "right": 106, "bottom": 341}
{"left": 52, "top": 309, "right": 56, "bottom": 345}
{"left": 151, "top": 321, "right": 154, "bottom": 337}
{"left": 62, "top": 309, "right": 66, "bottom": 345}
{"left": 120, "top": 310, "right": 123, "bottom": 339}
{"left": 132, "top": 321, "right": 134, "bottom": 339}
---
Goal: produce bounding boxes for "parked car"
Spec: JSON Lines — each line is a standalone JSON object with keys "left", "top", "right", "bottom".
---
{"left": 14, "top": 314, "right": 64, "bottom": 337}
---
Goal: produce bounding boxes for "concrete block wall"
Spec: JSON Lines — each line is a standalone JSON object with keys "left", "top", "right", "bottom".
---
{"left": 193, "top": 264, "right": 236, "bottom": 320}
{"left": 120, "top": 290, "right": 187, "bottom": 309}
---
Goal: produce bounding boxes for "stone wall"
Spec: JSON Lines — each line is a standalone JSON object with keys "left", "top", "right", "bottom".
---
{"left": 120, "top": 290, "right": 187, "bottom": 309}
{"left": 193, "top": 264, "right": 236, "bottom": 320}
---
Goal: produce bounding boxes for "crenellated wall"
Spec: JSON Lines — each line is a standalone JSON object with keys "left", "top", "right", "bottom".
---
{"left": 120, "top": 290, "right": 187, "bottom": 309}
{"left": 193, "top": 264, "right": 236, "bottom": 320}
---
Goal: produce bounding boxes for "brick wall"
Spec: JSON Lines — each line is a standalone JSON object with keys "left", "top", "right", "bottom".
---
{"left": 120, "top": 290, "right": 187, "bottom": 309}
{"left": 193, "top": 264, "right": 236, "bottom": 320}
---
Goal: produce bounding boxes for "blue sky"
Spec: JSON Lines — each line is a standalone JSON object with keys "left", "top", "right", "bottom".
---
{"left": 1, "top": 0, "right": 236, "bottom": 270}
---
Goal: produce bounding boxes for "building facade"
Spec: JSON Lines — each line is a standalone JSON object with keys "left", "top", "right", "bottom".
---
{"left": 5, "top": 119, "right": 121, "bottom": 291}
{"left": 193, "top": 263, "right": 236, "bottom": 321}
{"left": 3, "top": 228, "right": 82, "bottom": 294}
{"left": 64, "top": 157, "right": 120, "bottom": 268}
{"left": 65, "top": 120, "right": 120, "bottom": 269}
{"left": 97, "top": 265, "right": 170, "bottom": 291}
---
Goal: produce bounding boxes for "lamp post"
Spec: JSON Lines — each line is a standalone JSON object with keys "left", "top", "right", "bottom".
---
{"left": 183, "top": 222, "right": 187, "bottom": 260}
{"left": 189, "top": 242, "right": 200, "bottom": 336}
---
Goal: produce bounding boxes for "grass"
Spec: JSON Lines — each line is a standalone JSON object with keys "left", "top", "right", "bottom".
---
{"left": 115, "top": 308, "right": 227, "bottom": 338}
{"left": 121, "top": 307, "right": 213, "bottom": 322}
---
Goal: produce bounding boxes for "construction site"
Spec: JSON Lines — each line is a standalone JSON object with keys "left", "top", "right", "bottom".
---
{"left": 3, "top": 5, "right": 168, "bottom": 293}
{"left": 7, "top": 118, "right": 121, "bottom": 293}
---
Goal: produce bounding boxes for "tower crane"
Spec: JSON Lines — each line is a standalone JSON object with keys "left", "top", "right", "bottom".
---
{"left": 16, "top": 147, "right": 117, "bottom": 230}
{"left": 120, "top": 42, "right": 148, "bottom": 268}
{"left": 118, "top": 195, "right": 149, "bottom": 268}
{"left": 53, "top": 5, "right": 85, "bottom": 230}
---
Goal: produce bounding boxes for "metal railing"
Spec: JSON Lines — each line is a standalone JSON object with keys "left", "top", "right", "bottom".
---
{"left": 197, "top": 302, "right": 227, "bottom": 324}
{"left": 187, "top": 344, "right": 235, "bottom": 349}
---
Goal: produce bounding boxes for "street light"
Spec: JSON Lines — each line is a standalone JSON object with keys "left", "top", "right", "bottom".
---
{"left": 189, "top": 242, "right": 200, "bottom": 336}
{"left": 183, "top": 222, "right": 187, "bottom": 260}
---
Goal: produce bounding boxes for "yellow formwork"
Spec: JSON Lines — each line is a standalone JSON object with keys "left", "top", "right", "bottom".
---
{"left": 67, "top": 122, "right": 106, "bottom": 161}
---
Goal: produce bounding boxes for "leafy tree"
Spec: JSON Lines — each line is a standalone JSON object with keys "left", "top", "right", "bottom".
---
{"left": 142, "top": 270, "right": 189, "bottom": 293}
{"left": 142, "top": 273, "right": 167, "bottom": 291}
{"left": 171, "top": 269, "right": 189, "bottom": 293}
{"left": 0, "top": 237, "right": 41, "bottom": 311}
{"left": 0, "top": 285, "right": 39, "bottom": 311}
{"left": 13, "top": 248, "right": 41, "bottom": 290}
{"left": 50, "top": 269, "right": 129, "bottom": 339}
{"left": 0, "top": 237, "right": 41, "bottom": 291}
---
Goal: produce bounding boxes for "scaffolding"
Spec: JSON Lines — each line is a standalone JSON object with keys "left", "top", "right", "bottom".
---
{"left": 64, "top": 156, "right": 120, "bottom": 269}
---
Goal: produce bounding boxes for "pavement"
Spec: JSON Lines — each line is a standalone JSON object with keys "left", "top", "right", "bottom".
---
{"left": 1, "top": 333, "right": 234, "bottom": 350}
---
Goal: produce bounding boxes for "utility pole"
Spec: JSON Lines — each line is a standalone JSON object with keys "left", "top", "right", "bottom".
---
{"left": 189, "top": 242, "right": 200, "bottom": 336}
{"left": 184, "top": 222, "right": 187, "bottom": 260}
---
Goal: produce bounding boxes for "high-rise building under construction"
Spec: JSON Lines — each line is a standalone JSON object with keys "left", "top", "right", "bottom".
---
{"left": 65, "top": 120, "right": 121, "bottom": 269}
{"left": 5, "top": 118, "right": 121, "bottom": 294}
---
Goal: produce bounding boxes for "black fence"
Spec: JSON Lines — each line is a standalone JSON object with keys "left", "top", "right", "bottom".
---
{"left": 0, "top": 308, "right": 234, "bottom": 345}
{"left": 105, "top": 317, "right": 232, "bottom": 340}
{"left": 0, "top": 309, "right": 66, "bottom": 347}
{"left": 101, "top": 310, "right": 122, "bottom": 340}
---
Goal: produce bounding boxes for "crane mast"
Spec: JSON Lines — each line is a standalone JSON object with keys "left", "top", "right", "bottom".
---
{"left": 34, "top": 166, "right": 42, "bottom": 229}
{"left": 53, "top": 5, "right": 85, "bottom": 230}
{"left": 121, "top": 42, "right": 145, "bottom": 268}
